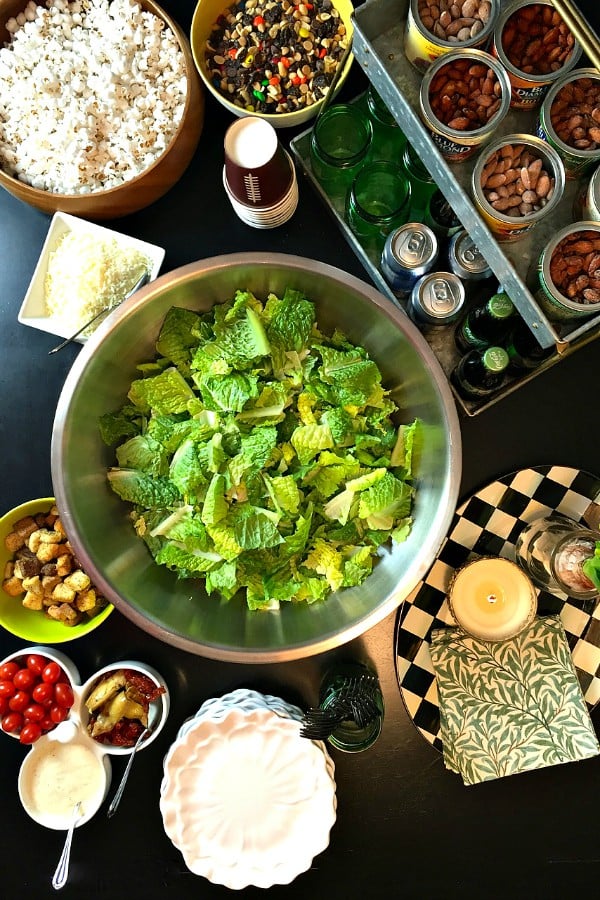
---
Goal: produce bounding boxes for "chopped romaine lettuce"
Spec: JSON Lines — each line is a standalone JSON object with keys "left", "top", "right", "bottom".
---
{"left": 103, "top": 288, "right": 421, "bottom": 609}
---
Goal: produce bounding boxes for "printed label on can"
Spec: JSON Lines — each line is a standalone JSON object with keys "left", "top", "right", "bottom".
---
{"left": 537, "top": 112, "right": 599, "bottom": 180}
{"left": 583, "top": 167, "right": 600, "bottom": 221}
{"left": 535, "top": 262, "right": 586, "bottom": 322}
{"left": 491, "top": 41, "right": 549, "bottom": 109}
{"left": 429, "top": 130, "right": 475, "bottom": 161}
{"left": 475, "top": 200, "right": 533, "bottom": 241}
{"left": 404, "top": 10, "right": 449, "bottom": 73}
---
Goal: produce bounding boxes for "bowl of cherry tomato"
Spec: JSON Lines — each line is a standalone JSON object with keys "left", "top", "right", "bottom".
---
{"left": 0, "top": 646, "right": 78, "bottom": 745}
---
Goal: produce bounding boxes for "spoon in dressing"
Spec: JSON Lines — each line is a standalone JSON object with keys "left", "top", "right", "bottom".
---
{"left": 51, "top": 800, "right": 83, "bottom": 891}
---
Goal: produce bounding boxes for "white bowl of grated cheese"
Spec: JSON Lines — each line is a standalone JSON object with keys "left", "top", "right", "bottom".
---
{"left": 18, "top": 212, "right": 165, "bottom": 342}
{"left": 0, "top": 0, "right": 204, "bottom": 219}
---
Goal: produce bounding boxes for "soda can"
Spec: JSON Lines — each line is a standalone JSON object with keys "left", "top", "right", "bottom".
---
{"left": 409, "top": 272, "right": 466, "bottom": 326}
{"left": 448, "top": 230, "right": 493, "bottom": 282}
{"left": 380, "top": 222, "right": 438, "bottom": 299}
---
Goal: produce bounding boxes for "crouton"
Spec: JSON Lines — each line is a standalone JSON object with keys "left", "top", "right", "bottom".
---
{"left": 37, "top": 528, "right": 63, "bottom": 544}
{"left": 52, "top": 582, "right": 76, "bottom": 604}
{"left": 54, "top": 518, "right": 68, "bottom": 537}
{"left": 22, "top": 575, "right": 43, "bottom": 596}
{"left": 46, "top": 603, "right": 80, "bottom": 625}
{"left": 23, "top": 590, "right": 44, "bottom": 611}
{"left": 14, "top": 556, "right": 42, "bottom": 580}
{"left": 55, "top": 555, "right": 73, "bottom": 577}
{"left": 75, "top": 588, "right": 97, "bottom": 612}
{"left": 36, "top": 542, "right": 62, "bottom": 563}
{"left": 64, "top": 570, "right": 90, "bottom": 593}
{"left": 4, "top": 531, "right": 26, "bottom": 553}
{"left": 42, "top": 575, "right": 62, "bottom": 594}
{"left": 2, "top": 576, "right": 24, "bottom": 597}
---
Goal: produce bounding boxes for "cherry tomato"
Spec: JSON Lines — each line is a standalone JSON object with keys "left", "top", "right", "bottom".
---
{"left": 53, "top": 682, "right": 74, "bottom": 709}
{"left": 42, "top": 662, "right": 61, "bottom": 684}
{"left": 0, "top": 661, "right": 19, "bottom": 680}
{"left": 26, "top": 654, "right": 47, "bottom": 675}
{"left": 0, "top": 680, "right": 16, "bottom": 699}
{"left": 0, "top": 697, "right": 8, "bottom": 716}
{"left": 19, "top": 722, "right": 42, "bottom": 745}
{"left": 8, "top": 691, "right": 31, "bottom": 712}
{"left": 2, "top": 712, "right": 24, "bottom": 734}
{"left": 13, "top": 668, "right": 36, "bottom": 691}
{"left": 32, "top": 682, "right": 54, "bottom": 704}
{"left": 50, "top": 705, "right": 68, "bottom": 724}
{"left": 39, "top": 715, "right": 55, "bottom": 733}
{"left": 23, "top": 703, "right": 45, "bottom": 723}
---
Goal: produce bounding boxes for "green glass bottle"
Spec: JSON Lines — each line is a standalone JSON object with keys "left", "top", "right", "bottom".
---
{"left": 504, "top": 319, "right": 555, "bottom": 374}
{"left": 454, "top": 291, "right": 516, "bottom": 354}
{"left": 451, "top": 346, "right": 509, "bottom": 400}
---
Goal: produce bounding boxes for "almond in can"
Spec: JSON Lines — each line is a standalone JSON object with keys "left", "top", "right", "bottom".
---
{"left": 491, "top": 0, "right": 582, "bottom": 110}
{"left": 471, "top": 133, "right": 565, "bottom": 241}
{"left": 419, "top": 48, "right": 511, "bottom": 162}
{"left": 537, "top": 68, "right": 600, "bottom": 180}
{"left": 536, "top": 221, "right": 600, "bottom": 321}
{"left": 404, "top": 0, "right": 498, "bottom": 74}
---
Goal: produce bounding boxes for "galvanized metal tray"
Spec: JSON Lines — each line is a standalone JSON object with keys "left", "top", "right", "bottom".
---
{"left": 291, "top": 121, "right": 563, "bottom": 417}
{"left": 350, "top": 0, "right": 600, "bottom": 350}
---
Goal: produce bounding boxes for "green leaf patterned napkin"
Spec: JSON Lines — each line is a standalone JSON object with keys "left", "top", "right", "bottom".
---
{"left": 429, "top": 615, "right": 600, "bottom": 786}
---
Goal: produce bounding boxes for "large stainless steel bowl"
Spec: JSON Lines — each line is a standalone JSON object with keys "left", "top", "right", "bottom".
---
{"left": 51, "top": 253, "right": 461, "bottom": 662}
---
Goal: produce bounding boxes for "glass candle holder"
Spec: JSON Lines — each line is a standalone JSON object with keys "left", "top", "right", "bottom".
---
{"left": 309, "top": 104, "right": 373, "bottom": 202}
{"left": 515, "top": 513, "right": 600, "bottom": 599}
{"left": 319, "top": 661, "right": 384, "bottom": 753}
{"left": 345, "top": 160, "right": 411, "bottom": 256}
{"left": 448, "top": 556, "right": 538, "bottom": 642}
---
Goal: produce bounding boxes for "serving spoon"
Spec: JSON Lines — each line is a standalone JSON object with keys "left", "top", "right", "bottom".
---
{"left": 48, "top": 268, "right": 149, "bottom": 355}
{"left": 106, "top": 705, "right": 158, "bottom": 819}
{"left": 51, "top": 801, "right": 83, "bottom": 891}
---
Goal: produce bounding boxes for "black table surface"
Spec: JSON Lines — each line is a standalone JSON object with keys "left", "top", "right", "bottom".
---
{"left": 2, "top": 2, "right": 600, "bottom": 897}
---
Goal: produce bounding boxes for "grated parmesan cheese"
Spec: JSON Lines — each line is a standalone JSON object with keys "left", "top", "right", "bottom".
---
{"left": 44, "top": 230, "right": 149, "bottom": 335}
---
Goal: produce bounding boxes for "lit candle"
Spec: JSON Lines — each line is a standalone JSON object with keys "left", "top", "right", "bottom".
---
{"left": 448, "top": 556, "right": 537, "bottom": 642}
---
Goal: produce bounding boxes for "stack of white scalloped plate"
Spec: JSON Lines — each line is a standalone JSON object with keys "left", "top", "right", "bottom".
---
{"left": 159, "top": 689, "right": 337, "bottom": 890}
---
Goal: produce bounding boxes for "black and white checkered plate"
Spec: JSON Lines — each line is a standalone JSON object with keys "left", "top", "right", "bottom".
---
{"left": 395, "top": 465, "right": 600, "bottom": 752}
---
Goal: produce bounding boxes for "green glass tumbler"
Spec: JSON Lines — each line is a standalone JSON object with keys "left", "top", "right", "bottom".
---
{"left": 310, "top": 103, "right": 373, "bottom": 202}
{"left": 401, "top": 142, "right": 437, "bottom": 223}
{"left": 345, "top": 159, "right": 411, "bottom": 256}
{"left": 366, "top": 85, "right": 407, "bottom": 164}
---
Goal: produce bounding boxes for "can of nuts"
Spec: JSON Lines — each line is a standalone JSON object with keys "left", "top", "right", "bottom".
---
{"left": 536, "top": 222, "right": 600, "bottom": 321}
{"left": 380, "top": 223, "right": 439, "bottom": 298}
{"left": 447, "top": 229, "right": 493, "bottom": 280}
{"left": 408, "top": 272, "right": 466, "bottom": 325}
{"left": 491, "top": 0, "right": 582, "bottom": 110}
{"left": 537, "top": 68, "right": 600, "bottom": 181}
{"left": 471, "top": 133, "right": 565, "bottom": 241}
{"left": 419, "top": 48, "right": 511, "bottom": 162}
{"left": 573, "top": 163, "right": 600, "bottom": 223}
{"left": 404, "top": 0, "right": 498, "bottom": 74}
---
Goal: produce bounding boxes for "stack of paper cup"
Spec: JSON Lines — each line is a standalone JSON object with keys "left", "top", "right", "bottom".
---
{"left": 223, "top": 117, "right": 299, "bottom": 229}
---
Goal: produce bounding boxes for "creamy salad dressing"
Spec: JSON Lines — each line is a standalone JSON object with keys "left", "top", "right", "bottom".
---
{"left": 23, "top": 740, "right": 106, "bottom": 824}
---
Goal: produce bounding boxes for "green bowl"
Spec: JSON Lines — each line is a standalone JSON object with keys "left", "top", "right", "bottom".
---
{"left": 0, "top": 498, "right": 113, "bottom": 643}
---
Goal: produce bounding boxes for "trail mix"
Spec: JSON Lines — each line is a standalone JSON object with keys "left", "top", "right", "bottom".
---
{"left": 205, "top": 0, "right": 348, "bottom": 114}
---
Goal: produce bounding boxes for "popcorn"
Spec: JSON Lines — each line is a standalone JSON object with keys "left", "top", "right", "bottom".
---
{"left": 0, "top": 0, "right": 188, "bottom": 194}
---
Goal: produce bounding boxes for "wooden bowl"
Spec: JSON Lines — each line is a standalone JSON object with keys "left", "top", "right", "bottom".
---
{"left": 0, "top": 0, "right": 205, "bottom": 220}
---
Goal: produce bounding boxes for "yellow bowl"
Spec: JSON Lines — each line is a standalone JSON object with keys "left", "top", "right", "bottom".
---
{"left": 0, "top": 0, "right": 204, "bottom": 220}
{"left": 190, "top": 0, "right": 355, "bottom": 128}
{"left": 0, "top": 498, "right": 113, "bottom": 643}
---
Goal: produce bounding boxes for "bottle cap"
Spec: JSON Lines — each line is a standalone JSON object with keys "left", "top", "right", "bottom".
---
{"left": 489, "top": 292, "right": 514, "bottom": 319}
{"left": 483, "top": 346, "right": 509, "bottom": 372}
